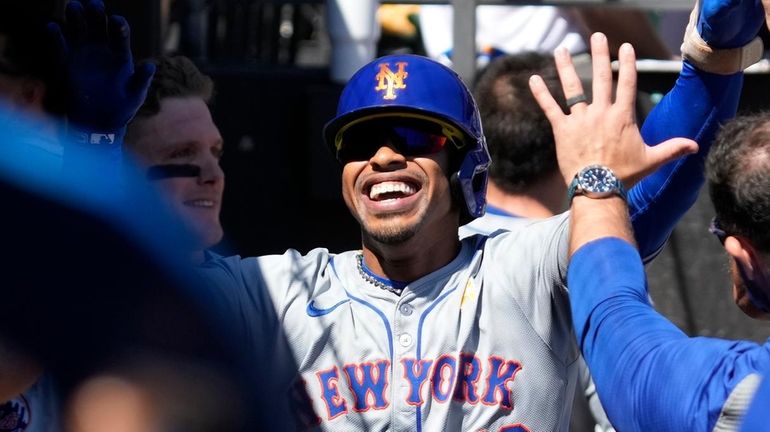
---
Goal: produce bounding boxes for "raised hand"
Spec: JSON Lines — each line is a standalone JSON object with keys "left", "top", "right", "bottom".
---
{"left": 50, "top": 0, "right": 154, "bottom": 132}
{"left": 529, "top": 33, "right": 698, "bottom": 189}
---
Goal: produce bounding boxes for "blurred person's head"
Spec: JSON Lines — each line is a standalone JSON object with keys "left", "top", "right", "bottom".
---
{"left": 0, "top": 3, "right": 63, "bottom": 118}
{"left": 707, "top": 112, "right": 770, "bottom": 320}
{"left": 473, "top": 53, "right": 565, "bottom": 196}
{"left": 126, "top": 56, "right": 224, "bottom": 259}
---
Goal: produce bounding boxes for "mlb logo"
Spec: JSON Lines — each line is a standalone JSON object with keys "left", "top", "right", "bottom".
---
{"left": 90, "top": 133, "right": 116, "bottom": 145}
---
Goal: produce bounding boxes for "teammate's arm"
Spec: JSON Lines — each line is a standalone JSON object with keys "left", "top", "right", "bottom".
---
{"left": 533, "top": 30, "right": 770, "bottom": 432}
{"left": 626, "top": 0, "right": 766, "bottom": 259}
{"left": 53, "top": 0, "right": 154, "bottom": 183}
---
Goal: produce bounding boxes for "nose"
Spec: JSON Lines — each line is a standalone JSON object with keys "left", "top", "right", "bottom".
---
{"left": 370, "top": 144, "right": 406, "bottom": 170}
{"left": 198, "top": 155, "right": 225, "bottom": 186}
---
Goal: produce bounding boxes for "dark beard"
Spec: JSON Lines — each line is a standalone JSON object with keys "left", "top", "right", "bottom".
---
{"left": 364, "top": 215, "right": 422, "bottom": 245}
{"left": 369, "top": 226, "right": 417, "bottom": 244}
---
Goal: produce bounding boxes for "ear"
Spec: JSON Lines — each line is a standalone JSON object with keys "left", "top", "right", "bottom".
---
{"left": 724, "top": 236, "right": 757, "bottom": 280}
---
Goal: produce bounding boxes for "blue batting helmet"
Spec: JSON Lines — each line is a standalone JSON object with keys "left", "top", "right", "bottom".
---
{"left": 323, "top": 54, "right": 490, "bottom": 219}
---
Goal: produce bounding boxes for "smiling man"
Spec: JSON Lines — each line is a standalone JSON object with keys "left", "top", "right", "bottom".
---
{"left": 125, "top": 55, "right": 225, "bottom": 263}
{"left": 197, "top": 13, "right": 759, "bottom": 423}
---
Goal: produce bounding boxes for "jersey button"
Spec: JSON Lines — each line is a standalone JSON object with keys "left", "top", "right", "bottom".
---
{"left": 399, "top": 304, "right": 413, "bottom": 316}
{"left": 399, "top": 333, "right": 413, "bottom": 347}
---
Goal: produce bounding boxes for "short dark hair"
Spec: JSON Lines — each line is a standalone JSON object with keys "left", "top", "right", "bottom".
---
{"left": 133, "top": 55, "right": 214, "bottom": 120}
{"left": 707, "top": 112, "right": 770, "bottom": 253}
{"left": 473, "top": 52, "right": 565, "bottom": 193}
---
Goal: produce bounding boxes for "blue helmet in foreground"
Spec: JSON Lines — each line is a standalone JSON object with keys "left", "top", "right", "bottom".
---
{"left": 323, "top": 54, "right": 490, "bottom": 220}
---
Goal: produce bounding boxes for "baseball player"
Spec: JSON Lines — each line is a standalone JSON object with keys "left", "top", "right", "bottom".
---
{"left": 533, "top": 39, "right": 770, "bottom": 430}
{"left": 124, "top": 55, "right": 225, "bottom": 264}
{"left": 196, "top": 0, "right": 765, "bottom": 427}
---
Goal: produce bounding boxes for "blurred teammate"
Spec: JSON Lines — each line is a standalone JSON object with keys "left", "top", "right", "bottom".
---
{"left": 125, "top": 55, "right": 225, "bottom": 263}
{"left": 0, "top": 105, "right": 251, "bottom": 432}
{"left": 0, "top": 1, "right": 156, "bottom": 430}
{"left": 464, "top": 53, "right": 565, "bottom": 228}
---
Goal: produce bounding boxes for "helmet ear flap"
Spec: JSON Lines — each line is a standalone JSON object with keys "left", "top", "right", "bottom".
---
{"left": 449, "top": 171, "right": 474, "bottom": 226}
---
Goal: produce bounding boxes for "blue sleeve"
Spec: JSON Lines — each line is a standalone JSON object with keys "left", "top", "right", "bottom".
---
{"left": 628, "top": 62, "right": 743, "bottom": 260}
{"left": 569, "top": 237, "right": 770, "bottom": 432}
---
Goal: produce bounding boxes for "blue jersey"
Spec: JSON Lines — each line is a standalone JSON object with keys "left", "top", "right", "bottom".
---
{"left": 569, "top": 238, "right": 770, "bottom": 432}
{"left": 741, "top": 369, "right": 770, "bottom": 431}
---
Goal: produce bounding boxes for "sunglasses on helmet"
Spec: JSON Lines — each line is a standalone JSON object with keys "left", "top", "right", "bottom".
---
{"left": 334, "top": 115, "right": 465, "bottom": 164}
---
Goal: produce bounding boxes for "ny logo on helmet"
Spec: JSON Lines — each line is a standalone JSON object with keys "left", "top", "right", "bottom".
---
{"left": 375, "top": 62, "right": 408, "bottom": 100}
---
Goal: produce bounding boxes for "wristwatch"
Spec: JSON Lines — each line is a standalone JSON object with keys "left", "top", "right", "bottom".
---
{"left": 567, "top": 164, "right": 627, "bottom": 201}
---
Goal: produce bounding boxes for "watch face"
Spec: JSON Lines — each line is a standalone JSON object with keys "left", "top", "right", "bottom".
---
{"left": 579, "top": 165, "right": 618, "bottom": 194}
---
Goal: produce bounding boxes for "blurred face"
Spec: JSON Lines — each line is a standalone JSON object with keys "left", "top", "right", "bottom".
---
{"left": 0, "top": 74, "right": 47, "bottom": 117}
{"left": 128, "top": 97, "right": 225, "bottom": 250}
{"left": 339, "top": 119, "right": 457, "bottom": 245}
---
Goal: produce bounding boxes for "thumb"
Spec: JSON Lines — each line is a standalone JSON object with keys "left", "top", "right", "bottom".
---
{"left": 128, "top": 62, "right": 156, "bottom": 95}
{"left": 764, "top": 0, "right": 770, "bottom": 30}
{"left": 645, "top": 137, "right": 699, "bottom": 170}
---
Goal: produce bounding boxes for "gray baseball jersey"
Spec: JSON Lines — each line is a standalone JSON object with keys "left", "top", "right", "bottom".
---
{"left": 201, "top": 213, "right": 577, "bottom": 431}
{"left": 463, "top": 207, "right": 614, "bottom": 432}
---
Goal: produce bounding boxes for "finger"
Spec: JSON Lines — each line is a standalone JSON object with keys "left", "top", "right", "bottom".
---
{"left": 46, "top": 22, "right": 68, "bottom": 69}
{"left": 108, "top": 15, "right": 131, "bottom": 61}
{"left": 128, "top": 62, "right": 156, "bottom": 95}
{"left": 644, "top": 137, "right": 699, "bottom": 174}
{"left": 529, "top": 74, "right": 565, "bottom": 124}
{"left": 764, "top": 0, "right": 770, "bottom": 30}
{"left": 553, "top": 46, "right": 587, "bottom": 112}
{"left": 84, "top": 0, "right": 108, "bottom": 44}
{"left": 615, "top": 43, "right": 638, "bottom": 115}
{"left": 590, "top": 33, "right": 612, "bottom": 108}
{"left": 65, "top": 1, "right": 87, "bottom": 45}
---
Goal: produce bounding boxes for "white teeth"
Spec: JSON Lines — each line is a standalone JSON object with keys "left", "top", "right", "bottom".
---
{"left": 186, "top": 200, "right": 215, "bottom": 208}
{"left": 369, "top": 181, "right": 416, "bottom": 200}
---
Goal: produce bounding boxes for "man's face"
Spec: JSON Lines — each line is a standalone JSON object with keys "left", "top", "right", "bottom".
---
{"left": 340, "top": 121, "right": 457, "bottom": 245}
{"left": 128, "top": 96, "right": 225, "bottom": 250}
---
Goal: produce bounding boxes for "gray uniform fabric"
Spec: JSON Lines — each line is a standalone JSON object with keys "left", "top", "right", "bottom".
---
{"left": 201, "top": 213, "right": 576, "bottom": 431}
{"left": 463, "top": 210, "right": 615, "bottom": 432}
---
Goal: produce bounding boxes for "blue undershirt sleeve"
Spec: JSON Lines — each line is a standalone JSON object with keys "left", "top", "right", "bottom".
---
{"left": 569, "top": 238, "right": 769, "bottom": 432}
{"left": 628, "top": 62, "right": 743, "bottom": 260}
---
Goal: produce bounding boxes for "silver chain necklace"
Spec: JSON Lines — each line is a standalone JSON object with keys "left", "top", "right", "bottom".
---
{"left": 356, "top": 254, "right": 404, "bottom": 296}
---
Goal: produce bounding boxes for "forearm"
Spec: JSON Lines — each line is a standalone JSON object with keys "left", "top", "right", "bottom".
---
{"left": 629, "top": 63, "right": 743, "bottom": 258}
{"left": 569, "top": 196, "right": 633, "bottom": 256}
{"left": 569, "top": 239, "right": 766, "bottom": 431}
